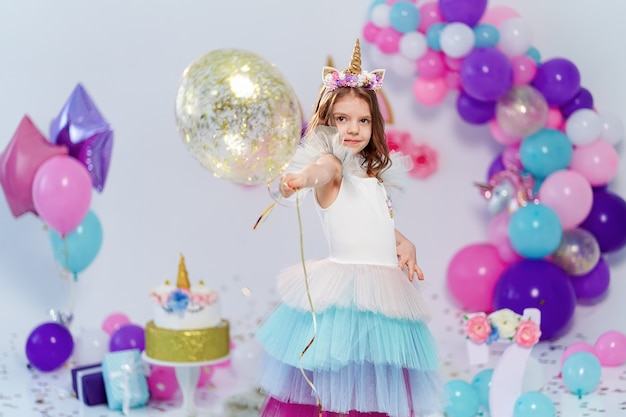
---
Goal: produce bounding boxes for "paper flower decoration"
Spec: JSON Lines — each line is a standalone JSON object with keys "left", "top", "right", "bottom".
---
{"left": 386, "top": 128, "right": 438, "bottom": 179}
{"left": 464, "top": 308, "right": 541, "bottom": 348}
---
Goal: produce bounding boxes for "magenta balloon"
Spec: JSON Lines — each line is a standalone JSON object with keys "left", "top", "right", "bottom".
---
{"left": 494, "top": 259, "right": 576, "bottom": 340}
{"left": 531, "top": 58, "right": 581, "bottom": 106}
{"left": 439, "top": 0, "right": 488, "bottom": 26}
{"left": 25, "top": 322, "right": 74, "bottom": 372}
{"left": 109, "top": 323, "right": 145, "bottom": 352}
{"left": 460, "top": 48, "right": 513, "bottom": 101}
{"left": 569, "top": 257, "right": 610, "bottom": 302}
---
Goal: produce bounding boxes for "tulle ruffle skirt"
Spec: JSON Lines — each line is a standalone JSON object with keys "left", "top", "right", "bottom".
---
{"left": 256, "top": 259, "right": 447, "bottom": 417}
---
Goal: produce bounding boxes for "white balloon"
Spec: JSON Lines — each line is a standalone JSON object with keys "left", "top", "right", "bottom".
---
{"left": 565, "top": 108, "right": 602, "bottom": 146}
{"left": 499, "top": 17, "right": 533, "bottom": 57}
{"left": 598, "top": 111, "right": 624, "bottom": 146}
{"left": 399, "top": 31, "right": 427, "bottom": 61}
{"left": 391, "top": 54, "right": 416, "bottom": 77}
{"left": 370, "top": 4, "right": 391, "bottom": 28}
{"left": 72, "top": 327, "right": 110, "bottom": 365}
{"left": 440, "top": 22, "right": 475, "bottom": 59}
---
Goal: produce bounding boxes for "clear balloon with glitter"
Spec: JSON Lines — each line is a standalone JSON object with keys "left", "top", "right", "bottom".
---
{"left": 551, "top": 228, "right": 601, "bottom": 276}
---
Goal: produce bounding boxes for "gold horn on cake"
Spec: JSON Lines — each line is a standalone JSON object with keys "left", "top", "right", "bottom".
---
{"left": 176, "top": 253, "right": 190, "bottom": 289}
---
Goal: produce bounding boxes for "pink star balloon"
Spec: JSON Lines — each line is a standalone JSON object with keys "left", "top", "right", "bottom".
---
{"left": 50, "top": 84, "right": 113, "bottom": 192}
{"left": 0, "top": 116, "right": 68, "bottom": 217}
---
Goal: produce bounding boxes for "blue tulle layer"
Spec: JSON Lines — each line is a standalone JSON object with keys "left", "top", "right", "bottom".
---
{"left": 258, "top": 356, "right": 446, "bottom": 417}
{"left": 256, "top": 304, "right": 440, "bottom": 371}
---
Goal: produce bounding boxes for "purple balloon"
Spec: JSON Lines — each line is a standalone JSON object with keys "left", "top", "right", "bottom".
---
{"left": 570, "top": 257, "right": 610, "bottom": 303}
{"left": 487, "top": 152, "right": 505, "bottom": 181}
{"left": 494, "top": 259, "right": 576, "bottom": 340}
{"left": 50, "top": 83, "right": 114, "bottom": 192}
{"left": 580, "top": 188, "right": 626, "bottom": 253}
{"left": 559, "top": 87, "right": 594, "bottom": 119}
{"left": 25, "top": 322, "right": 74, "bottom": 372}
{"left": 109, "top": 323, "right": 145, "bottom": 352}
{"left": 460, "top": 48, "right": 513, "bottom": 102}
{"left": 456, "top": 90, "right": 496, "bottom": 125}
{"left": 531, "top": 58, "right": 581, "bottom": 106}
{"left": 439, "top": 0, "right": 488, "bottom": 26}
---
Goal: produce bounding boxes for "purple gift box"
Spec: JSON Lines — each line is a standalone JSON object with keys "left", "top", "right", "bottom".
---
{"left": 71, "top": 363, "right": 107, "bottom": 406}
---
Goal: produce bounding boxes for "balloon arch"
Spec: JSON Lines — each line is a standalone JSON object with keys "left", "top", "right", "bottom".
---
{"left": 362, "top": 0, "right": 626, "bottom": 340}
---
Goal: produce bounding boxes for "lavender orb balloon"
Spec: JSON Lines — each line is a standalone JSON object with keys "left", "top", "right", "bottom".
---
{"left": 580, "top": 188, "right": 626, "bottom": 253}
{"left": 457, "top": 90, "right": 496, "bottom": 124}
{"left": 531, "top": 58, "right": 581, "bottom": 106}
{"left": 570, "top": 257, "right": 610, "bottom": 303}
{"left": 460, "top": 47, "right": 513, "bottom": 102}
{"left": 25, "top": 322, "right": 74, "bottom": 372}
{"left": 109, "top": 323, "right": 145, "bottom": 352}
{"left": 439, "top": 0, "right": 488, "bottom": 26}
{"left": 496, "top": 85, "right": 549, "bottom": 137}
{"left": 560, "top": 87, "right": 594, "bottom": 119}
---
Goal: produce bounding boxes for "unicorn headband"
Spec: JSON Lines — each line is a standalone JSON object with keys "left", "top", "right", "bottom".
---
{"left": 322, "top": 39, "right": 385, "bottom": 93}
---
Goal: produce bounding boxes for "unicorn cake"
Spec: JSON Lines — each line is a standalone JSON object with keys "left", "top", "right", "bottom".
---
{"left": 144, "top": 254, "right": 230, "bottom": 363}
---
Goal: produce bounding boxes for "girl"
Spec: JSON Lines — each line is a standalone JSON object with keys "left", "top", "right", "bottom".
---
{"left": 256, "top": 39, "right": 445, "bottom": 417}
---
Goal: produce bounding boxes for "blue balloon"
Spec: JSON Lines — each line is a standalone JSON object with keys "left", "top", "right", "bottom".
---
{"left": 471, "top": 368, "right": 493, "bottom": 410}
{"left": 426, "top": 23, "right": 446, "bottom": 51}
{"left": 509, "top": 203, "right": 562, "bottom": 259}
{"left": 519, "top": 128, "right": 573, "bottom": 179}
{"left": 49, "top": 210, "right": 103, "bottom": 275}
{"left": 562, "top": 352, "right": 602, "bottom": 398}
{"left": 474, "top": 24, "right": 499, "bottom": 48}
{"left": 445, "top": 379, "right": 480, "bottom": 417}
{"left": 514, "top": 391, "right": 556, "bottom": 417}
{"left": 526, "top": 46, "right": 542, "bottom": 64}
{"left": 389, "top": 1, "right": 420, "bottom": 33}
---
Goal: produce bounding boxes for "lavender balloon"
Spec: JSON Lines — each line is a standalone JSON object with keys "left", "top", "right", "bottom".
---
{"left": 456, "top": 90, "right": 496, "bottom": 124}
{"left": 25, "top": 322, "right": 74, "bottom": 371}
{"left": 580, "top": 188, "right": 626, "bottom": 253}
{"left": 560, "top": 87, "right": 594, "bottom": 119}
{"left": 494, "top": 259, "right": 576, "bottom": 340}
{"left": 439, "top": 0, "right": 488, "bottom": 26}
{"left": 570, "top": 257, "right": 610, "bottom": 303}
{"left": 109, "top": 323, "right": 145, "bottom": 352}
{"left": 531, "top": 58, "right": 581, "bottom": 106}
{"left": 460, "top": 48, "right": 513, "bottom": 102}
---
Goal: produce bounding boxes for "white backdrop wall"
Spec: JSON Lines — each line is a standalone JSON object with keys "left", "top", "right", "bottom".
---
{"left": 1, "top": 0, "right": 625, "bottom": 347}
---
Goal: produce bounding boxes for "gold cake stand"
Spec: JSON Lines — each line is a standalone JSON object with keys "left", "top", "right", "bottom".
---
{"left": 142, "top": 352, "right": 230, "bottom": 416}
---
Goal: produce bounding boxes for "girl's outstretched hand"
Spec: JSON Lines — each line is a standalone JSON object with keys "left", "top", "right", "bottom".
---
{"left": 279, "top": 173, "right": 307, "bottom": 198}
{"left": 395, "top": 231, "right": 424, "bottom": 282}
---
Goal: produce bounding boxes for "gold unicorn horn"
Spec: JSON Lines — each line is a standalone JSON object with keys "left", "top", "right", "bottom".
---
{"left": 346, "top": 38, "right": 362, "bottom": 74}
{"left": 176, "top": 253, "right": 190, "bottom": 289}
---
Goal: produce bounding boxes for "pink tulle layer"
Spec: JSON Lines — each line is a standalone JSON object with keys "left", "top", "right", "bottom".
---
{"left": 261, "top": 396, "right": 391, "bottom": 417}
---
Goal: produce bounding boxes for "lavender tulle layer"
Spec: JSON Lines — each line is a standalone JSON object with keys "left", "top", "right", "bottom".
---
{"left": 255, "top": 260, "right": 446, "bottom": 417}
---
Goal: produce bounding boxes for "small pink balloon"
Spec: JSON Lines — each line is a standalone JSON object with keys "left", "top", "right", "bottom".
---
{"left": 102, "top": 312, "right": 131, "bottom": 335}
{"left": 594, "top": 330, "right": 626, "bottom": 367}
{"left": 489, "top": 119, "right": 522, "bottom": 146}
{"left": 376, "top": 27, "right": 402, "bottom": 54}
{"left": 416, "top": 49, "right": 446, "bottom": 79}
{"left": 546, "top": 107, "right": 564, "bottom": 130}
{"left": 561, "top": 341, "right": 595, "bottom": 365}
{"left": 487, "top": 212, "right": 523, "bottom": 264}
{"left": 444, "top": 56, "right": 463, "bottom": 71}
{"left": 538, "top": 169, "right": 593, "bottom": 230}
{"left": 445, "top": 71, "right": 461, "bottom": 90}
{"left": 570, "top": 140, "right": 619, "bottom": 186}
{"left": 418, "top": 2, "right": 444, "bottom": 33}
{"left": 413, "top": 76, "right": 448, "bottom": 106}
{"left": 147, "top": 365, "right": 178, "bottom": 400}
{"left": 511, "top": 55, "right": 537, "bottom": 86}
{"left": 362, "top": 21, "right": 382, "bottom": 44}
{"left": 480, "top": 5, "right": 520, "bottom": 28}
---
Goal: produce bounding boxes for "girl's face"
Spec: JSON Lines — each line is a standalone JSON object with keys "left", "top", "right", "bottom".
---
{"left": 331, "top": 93, "right": 372, "bottom": 154}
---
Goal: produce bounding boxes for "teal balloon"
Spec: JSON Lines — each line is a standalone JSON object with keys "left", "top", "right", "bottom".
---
{"left": 426, "top": 23, "right": 446, "bottom": 51}
{"left": 562, "top": 352, "right": 602, "bottom": 398}
{"left": 526, "top": 46, "right": 542, "bottom": 64}
{"left": 445, "top": 379, "right": 480, "bottom": 417}
{"left": 471, "top": 368, "right": 493, "bottom": 410}
{"left": 49, "top": 210, "right": 103, "bottom": 274}
{"left": 520, "top": 128, "right": 573, "bottom": 179}
{"left": 514, "top": 391, "right": 556, "bottom": 417}
{"left": 389, "top": 1, "right": 420, "bottom": 33}
{"left": 509, "top": 203, "right": 562, "bottom": 259}
{"left": 474, "top": 24, "right": 499, "bottom": 48}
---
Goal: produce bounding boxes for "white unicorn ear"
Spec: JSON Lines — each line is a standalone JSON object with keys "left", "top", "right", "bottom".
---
{"left": 371, "top": 69, "right": 386, "bottom": 82}
{"left": 322, "top": 66, "right": 338, "bottom": 81}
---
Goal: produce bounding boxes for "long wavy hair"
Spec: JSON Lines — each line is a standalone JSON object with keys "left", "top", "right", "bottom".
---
{"left": 307, "top": 86, "right": 390, "bottom": 181}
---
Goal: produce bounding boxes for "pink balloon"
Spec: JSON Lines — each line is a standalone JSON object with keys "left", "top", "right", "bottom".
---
{"left": 546, "top": 107, "right": 564, "bottom": 130}
{"left": 511, "top": 55, "right": 537, "bottom": 86}
{"left": 362, "top": 22, "right": 382, "bottom": 44}
{"left": 570, "top": 139, "right": 619, "bottom": 186}
{"left": 444, "top": 56, "right": 463, "bottom": 71}
{"left": 446, "top": 242, "right": 508, "bottom": 312}
{"left": 32, "top": 155, "right": 92, "bottom": 235}
{"left": 376, "top": 27, "right": 402, "bottom": 54}
{"left": 480, "top": 5, "right": 520, "bottom": 28}
{"left": 489, "top": 119, "right": 522, "bottom": 145}
{"left": 147, "top": 365, "right": 178, "bottom": 400}
{"left": 416, "top": 50, "right": 446, "bottom": 79}
{"left": 445, "top": 71, "right": 461, "bottom": 90}
{"left": 561, "top": 341, "right": 595, "bottom": 365}
{"left": 538, "top": 169, "right": 593, "bottom": 230}
{"left": 102, "top": 312, "right": 131, "bottom": 335}
{"left": 593, "top": 330, "right": 626, "bottom": 367}
{"left": 413, "top": 76, "right": 448, "bottom": 106}
{"left": 418, "top": 2, "right": 444, "bottom": 33}
{"left": 487, "top": 212, "right": 523, "bottom": 263}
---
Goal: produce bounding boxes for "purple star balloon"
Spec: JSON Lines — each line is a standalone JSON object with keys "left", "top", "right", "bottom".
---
{"left": 50, "top": 84, "right": 113, "bottom": 192}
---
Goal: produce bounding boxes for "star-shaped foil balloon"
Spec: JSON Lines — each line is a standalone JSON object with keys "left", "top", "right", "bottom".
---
{"left": 0, "top": 116, "right": 68, "bottom": 217}
{"left": 50, "top": 84, "right": 113, "bottom": 192}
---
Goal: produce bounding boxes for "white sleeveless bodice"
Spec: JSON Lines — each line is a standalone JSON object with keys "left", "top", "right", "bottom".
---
{"left": 315, "top": 172, "right": 397, "bottom": 266}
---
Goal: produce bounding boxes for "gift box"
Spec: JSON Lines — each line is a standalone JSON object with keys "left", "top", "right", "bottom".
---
{"left": 71, "top": 363, "right": 107, "bottom": 406}
{"left": 102, "top": 349, "right": 149, "bottom": 414}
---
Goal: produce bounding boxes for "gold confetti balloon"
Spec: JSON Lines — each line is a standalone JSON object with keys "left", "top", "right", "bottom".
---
{"left": 551, "top": 228, "right": 600, "bottom": 276}
{"left": 175, "top": 49, "right": 302, "bottom": 184}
